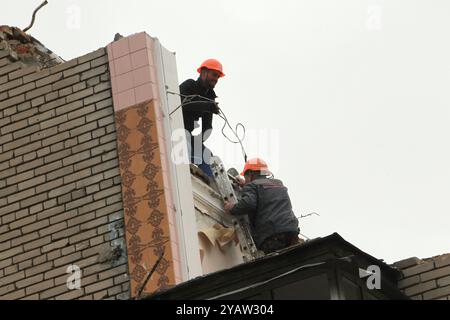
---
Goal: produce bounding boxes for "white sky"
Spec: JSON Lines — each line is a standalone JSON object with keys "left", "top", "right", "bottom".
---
{"left": 3, "top": 0, "right": 449, "bottom": 263}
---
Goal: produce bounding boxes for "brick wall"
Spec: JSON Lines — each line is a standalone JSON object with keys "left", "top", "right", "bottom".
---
{"left": 0, "top": 46, "right": 130, "bottom": 300}
{"left": 394, "top": 254, "right": 450, "bottom": 300}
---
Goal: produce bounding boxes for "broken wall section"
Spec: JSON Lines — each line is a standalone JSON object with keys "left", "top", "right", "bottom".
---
{"left": 0, "top": 45, "right": 129, "bottom": 300}
{"left": 190, "top": 167, "right": 244, "bottom": 275}
{"left": 0, "top": 26, "right": 64, "bottom": 72}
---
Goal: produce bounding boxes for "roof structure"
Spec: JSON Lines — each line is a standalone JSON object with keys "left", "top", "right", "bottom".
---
{"left": 145, "top": 233, "right": 407, "bottom": 300}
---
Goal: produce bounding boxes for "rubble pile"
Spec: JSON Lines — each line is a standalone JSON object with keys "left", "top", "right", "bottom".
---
{"left": 0, "top": 25, "right": 64, "bottom": 69}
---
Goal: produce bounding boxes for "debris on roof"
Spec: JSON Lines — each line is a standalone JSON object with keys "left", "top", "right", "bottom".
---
{"left": 0, "top": 25, "right": 64, "bottom": 69}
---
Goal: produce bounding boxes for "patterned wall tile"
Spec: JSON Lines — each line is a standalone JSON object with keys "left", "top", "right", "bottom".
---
{"left": 115, "top": 100, "right": 177, "bottom": 297}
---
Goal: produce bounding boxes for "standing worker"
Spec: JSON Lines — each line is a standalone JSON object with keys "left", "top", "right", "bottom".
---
{"left": 224, "top": 158, "right": 300, "bottom": 254}
{"left": 179, "top": 59, "right": 225, "bottom": 178}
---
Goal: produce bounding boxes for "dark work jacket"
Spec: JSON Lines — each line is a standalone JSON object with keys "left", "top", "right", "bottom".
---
{"left": 179, "top": 78, "right": 217, "bottom": 141}
{"left": 230, "top": 177, "right": 299, "bottom": 248}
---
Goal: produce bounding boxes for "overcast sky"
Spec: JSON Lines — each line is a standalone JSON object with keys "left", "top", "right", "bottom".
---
{"left": 3, "top": 0, "right": 449, "bottom": 264}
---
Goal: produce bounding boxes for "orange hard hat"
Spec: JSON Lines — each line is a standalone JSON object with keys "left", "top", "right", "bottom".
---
{"left": 241, "top": 158, "right": 271, "bottom": 176}
{"left": 197, "top": 59, "right": 225, "bottom": 77}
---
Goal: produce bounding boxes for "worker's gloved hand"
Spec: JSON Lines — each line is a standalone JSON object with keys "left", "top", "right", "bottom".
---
{"left": 211, "top": 102, "right": 220, "bottom": 114}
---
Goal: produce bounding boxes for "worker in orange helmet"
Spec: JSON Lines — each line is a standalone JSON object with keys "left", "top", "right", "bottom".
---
{"left": 224, "top": 158, "right": 300, "bottom": 254}
{"left": 179, "top": 59, "right": 225, "bottom": 179}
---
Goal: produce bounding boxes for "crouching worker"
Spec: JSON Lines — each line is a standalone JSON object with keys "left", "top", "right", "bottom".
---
{"left": 224, "top": 158, "right": 299, "bottom": 254}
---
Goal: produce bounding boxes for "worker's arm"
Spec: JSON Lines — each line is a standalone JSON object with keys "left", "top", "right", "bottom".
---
{"left": 179, "top": 79, "right": 217, "bottom": 113}
{"left": 229, "top": 184, "right": 258, "bottom": 216}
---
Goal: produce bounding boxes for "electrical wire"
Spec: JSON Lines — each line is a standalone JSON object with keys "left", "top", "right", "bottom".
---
{"left": 206, "top": 255, "right": 355, "bottom": 300}
{"left": 135, "top": 248, "right": 165, "bottom": 300}
{"left": 217, "top": 110, "right": 247, "bottom": 162}
{"left": 167, "top": 91, "right": 248, "bottom": 162}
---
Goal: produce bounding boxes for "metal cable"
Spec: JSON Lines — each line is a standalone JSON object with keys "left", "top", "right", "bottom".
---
{"left": 167, "top": 91, "right": 248, "bottom": 162}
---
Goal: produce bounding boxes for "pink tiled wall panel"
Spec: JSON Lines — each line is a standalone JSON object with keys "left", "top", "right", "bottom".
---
{"left": 107, "top": 32, "right": 159, "bottom": 112}
{"left": 108, "top": 32, "right": 183, "bottom": 288}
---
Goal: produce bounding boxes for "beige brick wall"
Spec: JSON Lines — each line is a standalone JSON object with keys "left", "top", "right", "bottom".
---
{"left": 0, "top": 47, "right": 130, "bottom": 300}
{"left": 393, "top": 254, "right": 450, "bottom": 300}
